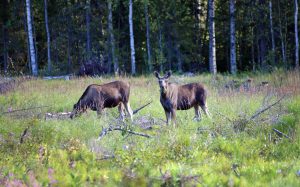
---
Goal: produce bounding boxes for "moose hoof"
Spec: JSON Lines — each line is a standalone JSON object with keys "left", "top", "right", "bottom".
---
{"left": 193, "top": 117, "right": 201, "bottom": 122}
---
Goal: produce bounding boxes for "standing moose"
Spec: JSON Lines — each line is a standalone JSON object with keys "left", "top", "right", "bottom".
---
{"left": 154, "top": 71, "right": 211, "bottom": 126}
{"left": 70, "top": 81, "right": 133, "bottom": 120}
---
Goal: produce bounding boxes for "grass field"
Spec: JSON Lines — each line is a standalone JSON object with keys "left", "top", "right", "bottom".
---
{"left": 0, "top": 70, "right": 300, "bottom": 186}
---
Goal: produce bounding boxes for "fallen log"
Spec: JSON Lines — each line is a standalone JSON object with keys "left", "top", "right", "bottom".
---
{"left": 1, "top": 105, "right": 50, "bottom": 115}
{"left": 98, "top": 125, "right": 151, "bottom": 140}
{"left": 45, "top": 112, "right": 71, "bottom": 120}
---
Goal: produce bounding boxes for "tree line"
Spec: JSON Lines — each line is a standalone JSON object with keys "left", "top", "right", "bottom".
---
{"left": 0, "top": 0, "right": 299, "bottom": 76}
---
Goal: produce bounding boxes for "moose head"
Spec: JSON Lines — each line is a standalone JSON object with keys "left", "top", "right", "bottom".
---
{"left": 154, "top": 71, "right": 172, "bottom": 94}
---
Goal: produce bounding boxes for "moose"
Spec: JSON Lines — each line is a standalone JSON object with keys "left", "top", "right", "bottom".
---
{"left": 154, "top": 71, "right": 211, "bottom": 126}
{"left": 70, "top": 80, "right": 133, "bottom": 120}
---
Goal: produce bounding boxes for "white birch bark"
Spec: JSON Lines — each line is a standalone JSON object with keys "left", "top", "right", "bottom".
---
{"left": 277, "top": 0, "right": 286, "bottom": 64}
{"left": 44, "top": 0, "right": 51, "bottom": 73}
{"left": 129, "top": 0, "right": 136, "bottom": 75}
{"left": 108, "top": 0, "right": 118, "bottom": 74}
{"left": 230, "top": 0, "right": 236, "bottom": 74}
{"left": 295, "top": 0, "right": 299, "bottom": 68}
{"left": 86, "top": 0, "right": 91, "bottom": 60}
{"left": 208, "top": 0, "right": 217, "bottom": 74}
{"left": 269, "top": 0, "right": 275, "bottom": 64}
{"left": 144, "top": 2, "right": 152, "bottom": 72}
{"left": 26, "top": 0, "right": 38, "bottom": 76}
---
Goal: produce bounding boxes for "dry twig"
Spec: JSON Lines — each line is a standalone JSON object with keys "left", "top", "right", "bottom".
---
{"left": 98, "top": 125, "right": 151, "bottom": 140}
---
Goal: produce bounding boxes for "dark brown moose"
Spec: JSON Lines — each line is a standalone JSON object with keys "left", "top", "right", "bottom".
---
{"left": 70, "top": 81, "right": 133, "bottom": 120}
{"left": 154, "top": 71, "right": 211, "bottom": 126}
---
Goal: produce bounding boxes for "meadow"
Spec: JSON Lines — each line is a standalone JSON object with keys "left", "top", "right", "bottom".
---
{"left": 0, "top": 70, "right": 300, "bottom": 186}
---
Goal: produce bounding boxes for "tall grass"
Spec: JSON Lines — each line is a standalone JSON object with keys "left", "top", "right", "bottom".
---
{"left": 0, "top": 70, "right": 299, "bottom": 186}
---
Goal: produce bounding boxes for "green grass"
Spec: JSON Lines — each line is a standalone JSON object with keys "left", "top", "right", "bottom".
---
{"left": 0, "top": 70, "right": 300, "bottom": 186}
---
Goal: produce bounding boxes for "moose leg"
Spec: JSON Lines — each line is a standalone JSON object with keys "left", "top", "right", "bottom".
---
{"left": 200, "top": 104, "right": 211, "bottom": 119}
{"left": 193, "top": 105, "right": 201, "bottom": 121}
{"left": 165, "top": 110, "right": 172, "bottom": 126}
{"left": 124, "top": 102, "right": 133, "bottom": 121}
{"left": 170, "top": 109, "right": 177, "bottom": 128}
{"left": 96, "top": 107, "right": 103, "bottom": 116}
{"left": 118, "top": 103, "right": 125, "bottom": 121}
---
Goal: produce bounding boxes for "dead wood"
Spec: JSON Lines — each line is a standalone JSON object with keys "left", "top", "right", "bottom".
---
{"left": 1, "top": 105, "right": 50, "bottom": 115}
{"left": 98, "top": 125, "right": 151, "bottom": 140}
{"left": 20, "top": 126, "right": 29, "bottom": 144}
{"left": 45, "top": 112, "right": 71, "bottom": 120}
{"left": 249, "top": 95, "right": 286, "bottom": 121}
{"left": 43, "top": 75, "right": 72, "bottom": 80}
{"left": 96, "top": 155, "right": 115, "bottom": 161}
{"left": 132, "top": 101, "right": 152, "bottom": 115}
{"left": 272, "top": 128, "right": 292, "bottom": 140}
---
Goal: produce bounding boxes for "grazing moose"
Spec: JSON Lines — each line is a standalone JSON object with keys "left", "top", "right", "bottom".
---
{"left": 70, "top": 81, "right": 133, "bottom": 120}
{"left": 154, "top": 71, "right": 211, "bottom": 126}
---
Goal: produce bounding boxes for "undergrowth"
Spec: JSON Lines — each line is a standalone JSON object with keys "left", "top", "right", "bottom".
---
{"left": 0, "top": 70, "right": 299, "bottom": 186}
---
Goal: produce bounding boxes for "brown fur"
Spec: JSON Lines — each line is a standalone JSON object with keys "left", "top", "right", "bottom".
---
{"left": 154, "top": 71, "right": 211, "bottom": 126}
{"left": 70, "top": 81, "right": 133, "bottom": 120}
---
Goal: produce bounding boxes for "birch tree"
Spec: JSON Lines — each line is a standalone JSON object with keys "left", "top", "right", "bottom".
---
{"left": 230, "top": 0, "right": 236, "bottom": 74}
{"left": 295, "top": 0, "right": 299, "bottom": 68}
{"left": 26, "top": 0, "right": 38, "bottom": 76}
{"left": 108, "top": 0, "right": 118, "bottom": 74}
{"left": 86, "top": 0, "right": 91, "bottom": 60}
{"left": 277, "top": 0, "right": 287, "bottom": 64}
{"left": 269, "top": 0, "right": 275, "bottom": 64}
{"left": 129, "top": 0, "right": 136, "bottom": 75}
{"left": 144, "top": 0, "right": 152, "bottom": 72}
{"left": 44, "top": 0, "right": 51, "bottom": 73}
{"left": 258, "top": 0, "right": 267, "bottom": 69}
{"left": 2, "top": 0, "right": 8, "bottom": 74}
{"left": 208, "top": 0, "right": 217, "bottom": 74}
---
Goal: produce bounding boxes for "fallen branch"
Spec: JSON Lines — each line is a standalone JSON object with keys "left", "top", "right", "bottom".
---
{"left": 1, "top": 105, "right": 50, "bottom": 115}
{"left": 96, "top": 155, "right": 115, "bottom": 161}
{"left": 133, "top": 101, "right": 152, "bottom": 115}
{"left": 272, "top": 128, "right": 292, "bottom": 140}
{"left": 98, "top": 125, "right": 151, "bottom": 140}
{"left": 20, "top": 126, "right": 29, "bottom": 144}
{"left": 249, "top": 95, "right": 286, "bottom": 120}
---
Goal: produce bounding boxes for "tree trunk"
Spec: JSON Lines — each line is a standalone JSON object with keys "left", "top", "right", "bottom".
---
{"left": 277, "top": 0, "right": 287, "bottom": 65}
{"left": 86, "top": 0, "right": 91, "bottom": 61}
{"left": 44, "top": 0, "right": 51, "bottom": 74}
{"left": 67, "top": 0, "right": 73, "bottom": 73}
{"left": 30, "top": 5, "right": 38, "bottom": 67}
{"left": 158, "top": 25, "right": 164, "bottom": 72}
{"left": 195, "top": 0, "right": 203, "bottom": 65}
{"left": 96, "top": 1, "right": 104, "bottom": 65}
{"left": 295, "top": 0, "right": 299, "bottom": 68}
{"left": 23, "top": 5, "right": 31, "bottom": 73}
{"left": 258, "top": 0, "right": 267, "bottom": 69}
{"left": 144, "top": 2, "right": 152, "bottom": 72}
{"left": 129, "top": 0, "right": 136, "bottom": 75}
{"left": 108, "top": 0, "right": 118, "bottom": 74}
{"left": 269, "top": 0, "right": 275, "bottom": 64}
{"left": 26, "top": 0, "right": 38, "bottom": 76}
{"left": 208, "top": 0, "right": 217, "bottom": 74}
{"left": 230, "top": 0, "right": 236, "bottom": 74}
{"left": 67, "top": 31, "right": 72, "bottom": 74}
{"left": 2, "top": 26, "right": 8, "bottom": 75}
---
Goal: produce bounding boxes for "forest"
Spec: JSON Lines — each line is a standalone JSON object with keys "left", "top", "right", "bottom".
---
{"left": 0, "top": 0, "right": 299, "bottom": 76}
{"left": 0, "top": 0, "right": 300, "bottom": 186}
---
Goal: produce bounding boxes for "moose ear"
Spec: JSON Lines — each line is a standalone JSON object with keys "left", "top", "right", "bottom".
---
{"left": 165, "top": 70, "right": 172, "bottom": 79}
{"left": 154, "top": 71, "right": 160, "bottom": 78}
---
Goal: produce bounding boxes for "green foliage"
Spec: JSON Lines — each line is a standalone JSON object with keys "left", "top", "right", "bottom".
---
{"left": 0, "top": 72, "right": 299, "bottom": 186}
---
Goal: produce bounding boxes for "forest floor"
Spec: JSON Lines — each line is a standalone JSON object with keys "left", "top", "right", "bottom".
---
{"left": 0, "top": 70, "right": 300, "bottom": 186}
